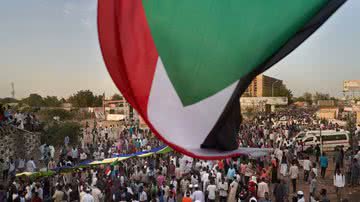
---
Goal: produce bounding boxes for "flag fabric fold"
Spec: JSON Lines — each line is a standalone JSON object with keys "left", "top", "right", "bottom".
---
{"left": 98, "top": 0, "right": 346, "bottom": 159}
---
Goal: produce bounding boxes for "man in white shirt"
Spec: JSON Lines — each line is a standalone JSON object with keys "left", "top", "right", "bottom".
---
{"left": 288, "top": 160, "right": 299, "bottom": 193}
{"left": 201, "top": 169, "right": 210, "bottom": 192}
{"left": 206, "top": 179, "right": 217, "bottom": 202}
{"left": 302, "top": 156, "right": 312, "bottom": 182}
{"left": 17, "top": 158, "right": 25, "bottom": 172}
{"left": 139, "top": 186, "right": 147, "bottom": 202}
{"left": 191, "top": 185, "right": 205, "bottom": 202}
{"left": 218, "top": 177, "right": 228, "bottom": 202}
{"left": 82, "top": 188, "right": 95, "bottom": 202}
{"left": 257, "top": 178, "right": 269, "bottom": 200}
{"left": 26, "top": 158, "right": 36, "bottom": 172}
{"left": 80, "top": 151, "right": 88, "bottom": 162}
{"left": 91, "top": 186, "right": 103, "bottom": 202}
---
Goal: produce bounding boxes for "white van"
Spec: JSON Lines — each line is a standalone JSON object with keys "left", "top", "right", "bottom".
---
{"left": 301, "top": 131, "right": 350, "bottom": 152}
{"left": 292, "top": 130, "right": 336, "bottom": 142}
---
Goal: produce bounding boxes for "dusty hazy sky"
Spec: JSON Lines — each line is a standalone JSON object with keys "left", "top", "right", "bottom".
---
{"left": 1, "top": 0, "right": 359, "bottom": 99}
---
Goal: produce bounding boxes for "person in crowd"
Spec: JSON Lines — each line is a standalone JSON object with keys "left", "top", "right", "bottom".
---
{"left": 320, "top": 188, "right": 330, "bottom": 202}
{"left": 309, "top": 171, "right": 317, "bottom": 201}
{"left": 350, "top": 158, "right": 360, "bottom": 187}
{"left": 218, "top": 176, "right": 228, "bottom": 202}
{"left": 297, "top": 191, "right": 305, "bottom": 202}
{"left": 288, "top": 160, "right": 299, "bottom": 193}
{"left": 319, "top": 153, "right": 328, "bottom": 179}
{"left": 206, "top": 179, "right": 217, "bottom": 202}
{"left": 26, "top": 157, "right": 37, "bottom": 172}
{"left": 257, "top": 177, "right": 269, "bottom": 201}
{"left": 52, "top": 185, "right": 65, "bottom": 202}
{"left": 302, "top": 156, "right": 312, "bottom": 182}
{"left": 334, "top": 168, "right": 345, "bottom": 201}
{"left": 191, "top": 185, "right": 205, "bottom": 202}
{"left": 2, "top": 108, "right": 348, "bottom": 202}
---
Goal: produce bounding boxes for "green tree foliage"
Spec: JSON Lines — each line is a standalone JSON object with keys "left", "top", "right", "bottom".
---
{"left": 38, "top": 108, "right": 74, "bottom": 121}
{"left": 20, "top": 94, "right": 62, "bottom": 107}
{"left": 68, "top": 90, "right": 103, "bottom": 107}
{"left": 41, "top": 121, "right": 81, "bottom": 146}
{"left": 303, "top": 92, "right": 313, "bottom": 104}
{"left": 93, "top": 95, "right": 104, "bottom": 107}
{"left": 0, "top": 97, "right": 19, "bottom": 104}
{"left": 21, "top": 93, "right": 44, "bottom": 107}
{"left": 275, "top": 84, "right": 293, "bottom": 103}
{"left": 111, "top": 94, "right": 123, "bottom": 100}
{"left": 60, "top": 98, "right": 67, "bottom": 103}
{"left": 313, "top": 92, "right": 330, "bottom": 101}
{"left": 43, "top": 96, "right": 61, "bottom": 107}
{"left": 295, "top": 92, "right": 313, "bottom": 104}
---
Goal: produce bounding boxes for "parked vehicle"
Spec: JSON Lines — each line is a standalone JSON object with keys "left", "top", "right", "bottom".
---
{"left": 301, "top": 131, "right": 350, "bottom": 152}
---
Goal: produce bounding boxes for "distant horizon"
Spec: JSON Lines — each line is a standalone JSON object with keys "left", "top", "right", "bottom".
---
{"left": 1, "top": 1, "right": 359, "bottom": 99}
{"left": 0, "top": 74, "right": 347, "bottom": 100}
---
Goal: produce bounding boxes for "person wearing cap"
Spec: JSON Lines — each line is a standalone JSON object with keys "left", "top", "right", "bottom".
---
{"left": 191, "top": 184, "right": 204, "bottom": 202}
{"left": 249, "top": 196, "right": 257, "bottom": 202}
{"left": 297, "top": 191, "right": 305, "bottom": 202}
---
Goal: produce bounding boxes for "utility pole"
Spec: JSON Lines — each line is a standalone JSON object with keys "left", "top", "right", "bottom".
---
{"left": 320, "top": 123, "right": 323, "bottom": 156}
{"left": 11, "top": 82, "right": 15, "bottom": 98}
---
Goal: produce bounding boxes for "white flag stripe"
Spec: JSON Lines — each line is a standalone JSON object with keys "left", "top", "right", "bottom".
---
{"left": 147, "top": 57, "right": 240, "bottom": 157}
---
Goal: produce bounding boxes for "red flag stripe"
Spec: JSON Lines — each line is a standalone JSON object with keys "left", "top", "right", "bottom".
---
{"left": 98, "top": 0, "right": 158, "bottom": 116}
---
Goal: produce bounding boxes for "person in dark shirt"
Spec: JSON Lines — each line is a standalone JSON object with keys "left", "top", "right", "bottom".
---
{"left": 273, "top": 179, "right": 287, "bottom": 202}
{"left": 320, "top": 189, "right": 330, "bottom": 202}
{"left": 351, "top": 158, "right": 360, "bottom": 186}
{"left": 31, "top": 191, "right": 42, "bottom": 202}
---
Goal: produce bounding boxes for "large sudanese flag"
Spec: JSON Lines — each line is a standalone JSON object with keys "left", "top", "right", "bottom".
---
{"left": 98, "top": 0, "right": 346, "bottom": 159}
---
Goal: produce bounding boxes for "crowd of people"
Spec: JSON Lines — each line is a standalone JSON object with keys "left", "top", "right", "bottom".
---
{"left": 0, "top": 104, "right": 40, "bottom": 132}
{"left": 0, "top": 106, "right": 360, "bottom": 202}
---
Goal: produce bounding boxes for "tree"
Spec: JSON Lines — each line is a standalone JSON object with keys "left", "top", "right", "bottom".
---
{"left": 111, "top": 94, "right": 123, "bottom": 101}
{"left": 294, "top": 92, "right": 316, "bottom": 104}
{"left": 21, "top": 93, "right": 44, "bottom": 107}
{"left": 275, "top": 84, "right": 293, "bottom": 103}
{"left": 43, "top": 96, "right": 61, "bottom": 107}
{"left": 346, "top": 114, "right": 357, "bottom": 154}
{"left": 41, "top": 121, "right": 81, "bottom": 146}
{"left": 294, "top": 96, "right": 305, "bottom": 102}
{"left": 38, "top": 108, "right": 74, "bottom": 121}
{"left": 93, "top": 95, "right": 104, "bottom": 107}
{"left": 0, "top": 97, "right": 19, "bottom": 104}
{"left": 68, "top": 90, "right": 96, "bottom": 107}
{"left": 302, "top": 92, "right": 313, "bottom": 105}
{"left": 313, "top": 92, "right": 330, "bottom": 101}
{"left": 60, "top": 98, "right": 67, "bottom": 103}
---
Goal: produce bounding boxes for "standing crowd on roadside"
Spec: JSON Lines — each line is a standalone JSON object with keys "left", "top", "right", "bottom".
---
{"left": 1, "top": 106, "right": 360, "bottom": 202}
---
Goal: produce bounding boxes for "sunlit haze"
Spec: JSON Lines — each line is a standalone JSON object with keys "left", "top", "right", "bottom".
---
{"left": 1, "top": 0, "right": 359, "bottom": 98}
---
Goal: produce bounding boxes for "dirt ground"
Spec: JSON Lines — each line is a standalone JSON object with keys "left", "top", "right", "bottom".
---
{"left": 278, "top": 154, "right": 360, "bottom": 202}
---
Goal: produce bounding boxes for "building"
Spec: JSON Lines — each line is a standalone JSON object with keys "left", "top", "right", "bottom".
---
{"left": 243, "top": 74, "right": 283, "bottom": 97}
{"left": 240, "top": 97, "right": 288, "bottom": 113}
{"left": 316, "top": 107, "right": 339, "bottom": 120}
